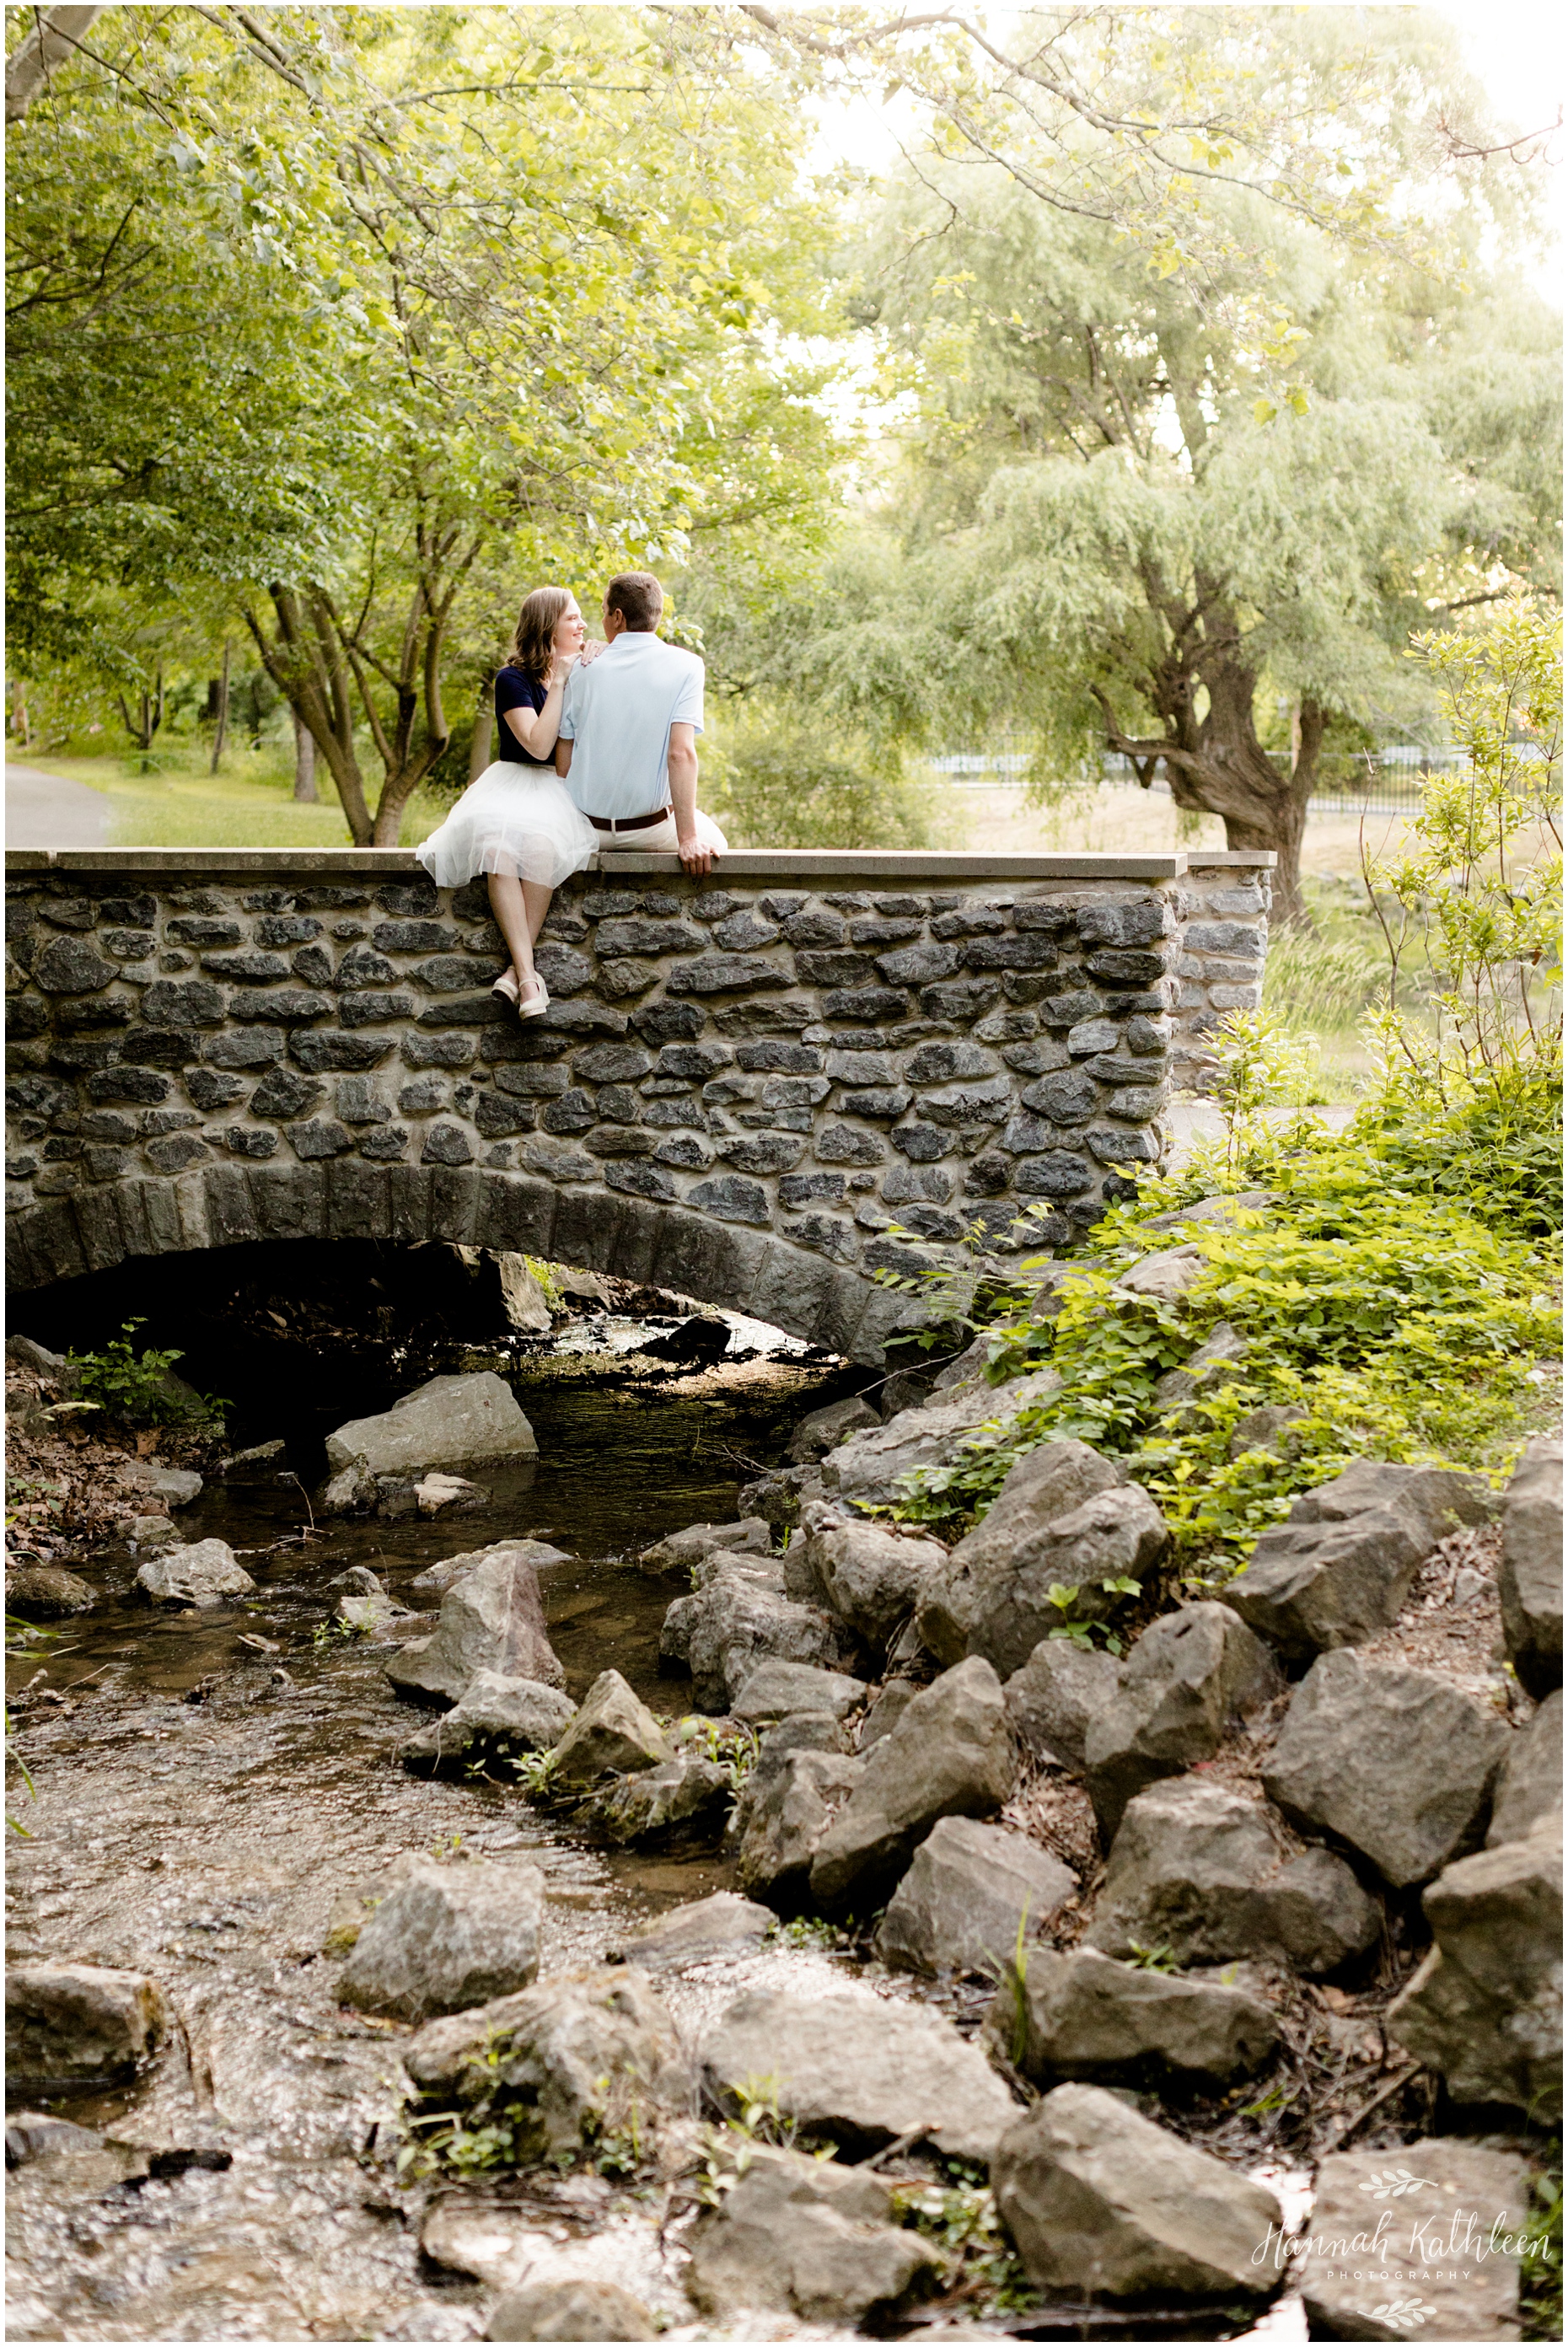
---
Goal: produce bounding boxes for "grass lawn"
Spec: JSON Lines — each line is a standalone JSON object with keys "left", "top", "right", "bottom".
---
{"left": 13, "top": 746, "right": 449, "bottom": 851}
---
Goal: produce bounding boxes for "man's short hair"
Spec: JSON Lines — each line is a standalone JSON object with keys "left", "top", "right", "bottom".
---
{"left": 604, "top": 572, "right": 663, "bottom": 633}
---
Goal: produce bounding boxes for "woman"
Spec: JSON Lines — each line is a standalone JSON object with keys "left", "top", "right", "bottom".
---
{"left": 416, "top": 587, "right": 598, "bottom": 1017}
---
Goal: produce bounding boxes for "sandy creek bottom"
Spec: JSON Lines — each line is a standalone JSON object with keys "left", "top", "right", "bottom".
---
{"left": 6, "top": 1297, "right": 1298, "bottom": 2345}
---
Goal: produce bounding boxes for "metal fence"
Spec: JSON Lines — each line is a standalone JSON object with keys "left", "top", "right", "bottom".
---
{"left": 925, "top": 746, "right": 1556, "bottom": 823}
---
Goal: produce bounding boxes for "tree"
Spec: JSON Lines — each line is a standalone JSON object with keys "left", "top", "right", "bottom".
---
{"left": 695, "top": 129, "right": 1557, "bottom": 915}
{"left": 6, "top": 5, "right": 847, "bottom": 839}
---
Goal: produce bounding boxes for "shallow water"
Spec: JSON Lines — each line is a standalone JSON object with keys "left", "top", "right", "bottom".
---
{"left": 6, "top": 1324, "right": 882, "bottom": 2341}
{"left": 7, "top": 1300, "right": 1286, "bottom": 2344}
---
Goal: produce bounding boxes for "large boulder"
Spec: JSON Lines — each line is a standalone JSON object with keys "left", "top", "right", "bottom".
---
{"left": 819, "top": 1373, "right": 1059, "bottom": 1507}
{"left": 1264, "top": 1650, "right": 1510, "bottom": 1887}
{"left": 735, "top": 1749, "right": 865, "bottom": 1904}
{"left": 1222, "top": 1459, "right": 1496, "bottom": 1661}
{"left": 991, "top": 1947, "right": 1279, "bottom": 2089}
{"left": 1112, "top": 1244, "right": 1207, "bottom": 1302}
{"left": 702, "top": 1988, "right": 1020, "bottom": 2165}
{"left": 1151, "top": 1321, "right": 1248, "bottom": 1427}
{"left": 1386, "top": 1813, "right": 1562, "bottom": 2118}
{"left": 614, "top": 1892, "right": 776, "bottom": 1973}
{"left": 385, "top": 1548, "right": 562, "bottom": 1705}
{"left": 1087, "top": 1777, "right": 1380, "bottom": 1974}
{"left": 785, "top": 1393, "right": 881, "bottom": 1464}
{"left": 685, "top": 2145, "right": 939, "bottom": 2323}
{"left": 663, "top": 1559, "right": 852, "bottom": 1713}
{"left": 809, "top": 1657, "right": 1019, "bottom": 1908}
{"left": 486, "top": 2280, "right": 654, "bottom": 2342}
{"left": 325, "top": 1369, "right": 536, "bottom": 1475}
{"left": 134, "top": 1537, "right": 255, "bottom": 1607}
{"left": 788, "top": 1509, "right": 948, "bottom": 1648}
{"left": 401, "top": 1672, "right": 576, "bottom": 1768}
{"left": 636, "top": 1517, "right": 771, "bottom": 1575}
{"left": 992, "top": 2083, "right": 1282, "bottom": 2302}
{"left": 5, "top": 1963, "right": 170, "bottom": 2094}
{"left": 404, "top": 1967, "right": 690, "bottom": 2164}
{"left": 1499, "top": 1437, "right": 1563, "bottom": 1698}
{"left": 917, "top": 1442, "right": 1169, "bottom": 1676}
{"left": 337, "top": 1857, "right": 544, "bottom": 2021}
{"left": 547, "top": 1670, "right": 671, "bottom": 1787}
{"left": 731, "top": 1658, "right": 867, "bottom": 1726}
{"left": 580, "top": 1757, "right": 732, "bottom": 1845}
{"left": 1003, "top": 1639, "right": 1120, "bottom": 1769}
{"left": 873, "top": 1815, "right": 1077, "bottom": 1979}
{"left": 322, "top": 1850, "right": 432, "bottom": 1955}
{"left": 1301, "top": 2141, "right": 1531, "bottom": 2343}
{"left": 6, "top": 1560, "right": 95, "bottom": 1619}
{"left": 1083, "top": 1603, "right": 1281, "bottom": 1838}
{"left": 411, "top": 1536, "right": 568, "bottom": 1596}
{"left": 1489, "top": 1689, "right": 1563, "bottom": 1846}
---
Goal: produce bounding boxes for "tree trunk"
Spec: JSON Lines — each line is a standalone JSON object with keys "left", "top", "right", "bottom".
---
{"left": 244, "top": 587, "right": 375, "bottom": 843}
{"left": 209, "top": 641, "right": 230, "bottom": 774}
{"left": 292, "top": 708, "right": 317, "bottom": 802}
{"left": 1095, "top": 643, "right": 1315, "bottom": 924}
{"left": 5, "top": 4, "right": 105, "bottom": 121}
{"left": 117, "top": 665, "right": 164, "bottom": 755}
{"left": 469, "top": 679, "right": 494, "bottom": 781}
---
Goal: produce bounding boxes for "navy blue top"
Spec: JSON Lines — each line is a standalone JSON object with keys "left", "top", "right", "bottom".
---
{"left": 495, "top": 665, "right": 552, "bottom": 766}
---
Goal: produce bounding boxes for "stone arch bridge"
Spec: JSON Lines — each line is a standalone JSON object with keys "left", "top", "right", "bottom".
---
{"left": 6, "top": 847, "right": 1270, "bottom": 1361}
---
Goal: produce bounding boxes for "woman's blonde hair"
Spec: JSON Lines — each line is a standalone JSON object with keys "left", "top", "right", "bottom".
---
{"left": 510, "top": 586, "right": 573, "bottom": 685}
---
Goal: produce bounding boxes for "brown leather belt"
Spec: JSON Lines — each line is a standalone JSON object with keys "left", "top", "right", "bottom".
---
{"left": 588, "top": 805, "right": 672, "bottom": 834}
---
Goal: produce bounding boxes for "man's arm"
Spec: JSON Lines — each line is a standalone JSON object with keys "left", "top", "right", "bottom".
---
{"left": 555, "top": 739, "right": 572, "bottom": 780}
{"left": 667, "top": 722, "right": 712, "bottom": 875}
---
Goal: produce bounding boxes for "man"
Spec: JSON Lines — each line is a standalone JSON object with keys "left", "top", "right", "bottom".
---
{"left": 555, "top": 572, "right": 727, "bottom": 876}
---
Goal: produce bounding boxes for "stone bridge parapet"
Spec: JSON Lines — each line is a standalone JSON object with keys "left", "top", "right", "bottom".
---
{"left": 5, "top": 847, "right": 1270, "bottom": 1360}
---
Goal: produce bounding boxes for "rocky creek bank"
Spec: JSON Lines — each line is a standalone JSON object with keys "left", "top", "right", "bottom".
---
{"left": 6, "top": 1223, "right": 1562, "bottom": 2343}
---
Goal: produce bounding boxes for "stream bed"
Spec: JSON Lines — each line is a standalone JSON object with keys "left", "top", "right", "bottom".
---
{"left": 7, "top": 1271, "right": 1299, "bottom": 2344}
{"left": 6, "top": 1298, "right": 895, "bottom": 2342}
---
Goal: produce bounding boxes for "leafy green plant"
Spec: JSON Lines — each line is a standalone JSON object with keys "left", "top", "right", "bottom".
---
{"left": 506, "top": 1748, "right": 560, "bottom": 1797}
{"left": 881, "top": 1121, "right": 1555, "bottom": 1581}
{"left": 1521, "top": 2159, "right": 1563, "bottom": 2342}
{"left": 66, "top": 1319, "right": 226, "bottom": 1430}
{"left": 767, "top": 1915, "right": 846, "bottom": 1952}
{"left": 1367, "top": 601, "right": 1561, "bottom": 1099}
{"left": 1043, "top": 1577, "right": 1141, "bottom": 1655}
{"left": 1125, "top": 1941, "right": 1180, "bottom": 1973}
{"left": 1206, "top": 1008, "right": 1325, "bottom": 1171}
{"left": 893, "top": 2178, "right": 1040, "bottom": 2318}
{"left": 674, "top": 1716, "right": 759, "bottom": 1792}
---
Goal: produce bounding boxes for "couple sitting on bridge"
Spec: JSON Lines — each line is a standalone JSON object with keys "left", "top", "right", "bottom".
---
{"left": 416, "top": 571, "right": 728, "bottom": 1019}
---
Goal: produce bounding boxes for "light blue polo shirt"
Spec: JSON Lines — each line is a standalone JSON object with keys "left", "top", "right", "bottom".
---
{"left": 557, "top": 632, "right": 705, "bottom": 821}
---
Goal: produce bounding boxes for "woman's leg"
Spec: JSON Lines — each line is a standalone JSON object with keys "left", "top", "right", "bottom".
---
{"left": 487, "top": 871, "right": 554, "bottom": 999}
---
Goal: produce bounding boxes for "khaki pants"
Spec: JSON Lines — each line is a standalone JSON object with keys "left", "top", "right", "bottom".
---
{"left": 590, "top": 808, "right": 728, "bottom": 854}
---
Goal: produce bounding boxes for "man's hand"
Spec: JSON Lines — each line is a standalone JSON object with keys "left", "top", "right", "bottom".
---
{"left": 667, "top": 722, "right": 712, "bottom": 872}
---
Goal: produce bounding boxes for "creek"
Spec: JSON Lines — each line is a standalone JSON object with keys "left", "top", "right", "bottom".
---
{"left": 6, "top": 1255, "right": 1294, "bottom": 2344}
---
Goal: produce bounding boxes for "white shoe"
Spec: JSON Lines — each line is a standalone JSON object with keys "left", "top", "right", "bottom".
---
{"left": 517, "top": 975, "right": 550, "bottom": 1020}
{"left": 491, "top": 967, "right": 520, "bottom": 1005}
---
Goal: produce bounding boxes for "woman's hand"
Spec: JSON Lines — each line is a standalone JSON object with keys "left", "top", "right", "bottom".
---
{"left": 576, "top": 639, "right": 607, "bottom": 669}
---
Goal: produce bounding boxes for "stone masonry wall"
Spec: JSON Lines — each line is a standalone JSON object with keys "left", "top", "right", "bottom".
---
{"left": 5, "top": 848, "right": 1271, "bottom": 1359}
{"left": 1169, "top": 857, "right": 1275, "bottom": 1093}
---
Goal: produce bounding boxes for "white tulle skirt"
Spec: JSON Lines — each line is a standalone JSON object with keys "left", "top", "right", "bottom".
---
{"left": 415, "top": 761, "right": 597, "bottom": 889}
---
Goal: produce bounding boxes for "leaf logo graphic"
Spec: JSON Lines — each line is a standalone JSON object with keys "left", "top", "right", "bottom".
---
{"left": 1367, "top": 2296, "right": 1432, "bottom": 2331}
{"left": 1358, "top": 2167, "right": 1435, "bottom": 2199}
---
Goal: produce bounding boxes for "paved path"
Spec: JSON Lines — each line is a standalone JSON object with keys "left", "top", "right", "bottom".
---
{"left": 6, "top": 762, "right": 112, "bottom": 849}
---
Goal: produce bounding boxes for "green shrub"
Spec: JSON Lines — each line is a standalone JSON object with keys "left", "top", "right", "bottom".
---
{"left": 67, "top": 1319, "right": 225, "bottom": 1431}
{"left": 884, "top": 1124, "right": 1556, "bottom": 1589}
{"left": 706, "top": 726, "right": 948, "bottom": 850}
